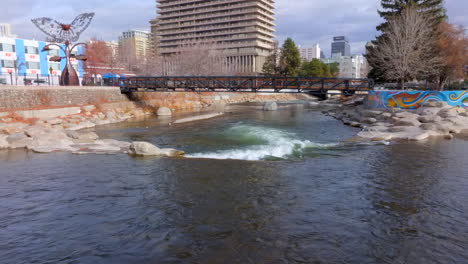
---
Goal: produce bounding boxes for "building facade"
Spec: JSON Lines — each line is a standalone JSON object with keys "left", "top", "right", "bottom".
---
{"left": 154, "top": 0, "right": 276, "bottom": 74}
{"left": 299, "top": 44, "right": 321, "bottom": 61}
{"left": 331, "top": 36, "right": 350, "bottom": 57}
{"left": 0, "top": 24, "right": 15, "bottom": 38}
{"left": 0, "top": 36, "right": 83, "bottom": 85}
{"left": 321, "top": 55, "right": 368, "bottom": 79}
{"left": 118, "top": 30, "right": 151, "bottom": 68}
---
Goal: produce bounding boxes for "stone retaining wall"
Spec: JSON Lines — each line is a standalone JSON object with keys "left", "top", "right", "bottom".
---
{"left": 0, "top": 86, "right": 309, "bottom": 119}
{"left": 366, "top": 90, "right": 468, "bottom": 109}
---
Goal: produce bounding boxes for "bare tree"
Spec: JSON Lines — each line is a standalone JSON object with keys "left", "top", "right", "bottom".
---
{"left": 163, "top": 42, "right": 235, "bottom": 76}
{"left": 371, "top": 6, "right": 441, "bottom": 89}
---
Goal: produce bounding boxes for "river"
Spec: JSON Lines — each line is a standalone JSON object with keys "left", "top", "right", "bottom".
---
{"left": 1, "top": 103, "right": 467, "bottom": 264}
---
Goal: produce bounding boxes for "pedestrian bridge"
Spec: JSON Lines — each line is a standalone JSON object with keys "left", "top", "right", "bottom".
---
{"left": 115, "top": 76, "right": 374, "bottom": 96}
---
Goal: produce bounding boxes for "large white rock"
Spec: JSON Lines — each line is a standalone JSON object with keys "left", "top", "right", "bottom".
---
{"left": 157, "top": 107, "right": 172, "bottom": 116}
{"left": 129, "top": 141, "right": 162, "bottom": 156}
{"left": 263, "top": 102, "right": 278, "bottom": 111}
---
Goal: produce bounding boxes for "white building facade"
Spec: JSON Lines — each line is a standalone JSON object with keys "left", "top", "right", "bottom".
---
{"left": 322, "top": 55, "right": 369, "bottom": 79}
{"left": 299, "top": 44, "right": 321, "bottom": 61}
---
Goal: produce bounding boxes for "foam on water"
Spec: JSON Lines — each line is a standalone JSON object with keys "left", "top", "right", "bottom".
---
{"left": 186, "top": 124, "right": 339, "bottom": 161}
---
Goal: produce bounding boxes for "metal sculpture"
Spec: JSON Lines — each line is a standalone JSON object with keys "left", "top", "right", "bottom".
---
{"left": 31, "top": 13, "right": 95, "bottom": 86}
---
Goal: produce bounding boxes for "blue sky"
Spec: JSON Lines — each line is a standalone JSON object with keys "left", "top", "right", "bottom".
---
{"left": 3, "top": 0, "right": 467, "bottom": 56}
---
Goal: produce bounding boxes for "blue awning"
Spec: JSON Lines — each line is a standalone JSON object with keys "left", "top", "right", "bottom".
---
{"left": 102, "top": 73, "right": 119, "bottom": 79}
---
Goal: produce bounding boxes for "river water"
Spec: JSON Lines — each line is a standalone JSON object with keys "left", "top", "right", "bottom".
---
{"left": 1, "top": 103, "right": 468, "bottom": 264}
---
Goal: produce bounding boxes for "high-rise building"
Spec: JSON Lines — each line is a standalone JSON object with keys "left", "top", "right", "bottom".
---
{"left": 331, "top": 36, "right": 350, "bottom": 57}
{"left": 118, "top": 30, "right": 151, "bottom": 66}
{"left": 0, "top": 24, "right": 15, "bottom": 38}
{"left": 299, "top": 44, "right": 321, "bottom": 61}
{"left": 154, "top": 0, "right": 276, "bottom": 74}
{"left": 149, "top": 18, "right": 160, "bottom": 60}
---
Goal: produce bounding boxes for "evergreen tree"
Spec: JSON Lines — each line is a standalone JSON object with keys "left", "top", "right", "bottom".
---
{"left": 366, "top": 0, "right": 446, "bottom": 82}
{"left": 279, "top": 38, "right": 301, "bottom": 77}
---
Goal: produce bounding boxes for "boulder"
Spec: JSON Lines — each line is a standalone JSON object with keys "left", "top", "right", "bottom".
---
{"left": 422, "top": 101, "right": 449, "bottom": 108}
{"left": 7, "top": 133, "right": 33, "bottom": 149}
{"left": 24, "top": 126, "right": 47, "bottom": 138}
{"left": 393, "top": 118, "right": 420, "bottom": 127}
{"left": 94, "top": 139, "right": 131, "bottom": 149}
{"left": 380, "top": 112, "right": 393, "bottom": 120}
{"left": 1, "top": 126, "right": 24, "bottom": 135}
{"left": 438, "top": 108, "right": 459, "bottom": 118}
{"left": 394, "top": 111, "right": 419, "bottom": 119}
{"left": 263, "top": 102, "right": 278, "bottom": 111}
{"left": 129, "top": 141, "right": 162, "bottom": 156}
{"left": 28, "top": 138, "right": 77, "bottom": 153}
{"left": 388, "top": 126, "right": 408, "bottom": 133}
{"left": 420, "top": 123, "right": 439, "bottom": 131}
{"left": 360, "top": 117, "right": 377, "bottom": 124}
{"left": 417, "top": 115, "right": 442, "bottom": 124}
{"left": 83, "top": 105, "right": 96, "bottom": 112}
{"left": 157, "top": 107, "right": 172, "bottom": 116}
{"left": 362, "top": 110, "right": 383, "bottom": 118}
{"left": 67, "top": 130, "right": 99, "bottom": 140}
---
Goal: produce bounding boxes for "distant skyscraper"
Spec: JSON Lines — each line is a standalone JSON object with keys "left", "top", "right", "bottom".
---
{"left": 154, "top": 0, "right": 276, "bottom": 73}
{"left": 0, "top": 24, "right": 15, "bottom": 38}
{"left": 118, "top": 30, "right": 151, "bottom": 66}
{"left": 320, "top": 51, "right": 326, "bottom": 59}
{"left": 299, "top": 44, "right": 320, "bottom": 61}
{"left": 331, "top": 36, "right": 350, "bottom": 57}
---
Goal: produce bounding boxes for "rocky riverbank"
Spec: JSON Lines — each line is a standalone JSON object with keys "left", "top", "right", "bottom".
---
{"left": 319, "top": 97, "right": 468, "bottom": 141}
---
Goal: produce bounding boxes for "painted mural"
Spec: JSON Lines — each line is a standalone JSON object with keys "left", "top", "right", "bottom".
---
{"left": 366, "top": 90, "right": 468, "bottom": 109}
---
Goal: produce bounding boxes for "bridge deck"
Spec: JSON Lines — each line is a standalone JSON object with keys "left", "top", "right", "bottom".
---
{"left": 114, "top": 76, "right": 374, "bottom": 94}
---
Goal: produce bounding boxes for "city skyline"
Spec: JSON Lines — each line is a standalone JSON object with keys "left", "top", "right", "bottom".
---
{"left": 2, "top": 0, "right": 467, "bottom": 56}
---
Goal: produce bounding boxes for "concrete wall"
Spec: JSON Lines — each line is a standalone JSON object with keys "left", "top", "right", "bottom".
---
{"left": 366, "top": 90, "right": 468, "bottom": 109}
{"left": 0, "top": 86, "right": 308, "bottom": 119}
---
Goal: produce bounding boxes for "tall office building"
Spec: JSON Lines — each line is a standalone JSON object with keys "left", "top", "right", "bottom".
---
{"left": 149, "top": 18, "right": 160, "bottom": 59}
{"left": 299, "top": 44, "right": 321, "bottom": 61}
{"left": 154, "top": 0, "right": 276, "bottom": 73}
{"left": 331, "top": 36, "right": 350, "bottom": 57}
{"left": 118, "top": 30, "right": 151, "bottom": 66}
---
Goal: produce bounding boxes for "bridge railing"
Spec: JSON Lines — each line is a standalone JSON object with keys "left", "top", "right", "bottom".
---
{"left": 110, "top": 76, "right": 374, "bottom": 94}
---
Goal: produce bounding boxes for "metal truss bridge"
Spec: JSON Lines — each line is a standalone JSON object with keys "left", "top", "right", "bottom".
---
{"left": 114, "top": 76, "right": 374, "bottom": 96}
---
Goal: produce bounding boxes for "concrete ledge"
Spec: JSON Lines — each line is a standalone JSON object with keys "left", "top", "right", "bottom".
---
{"left": 16, "top": 107, "right": 82, "bottom": 119}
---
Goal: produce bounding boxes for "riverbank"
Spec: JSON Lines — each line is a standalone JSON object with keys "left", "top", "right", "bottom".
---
{"left": 0, "top": 86, "right": 310, "bottom": 155}
{"left": 320, "top": 97, "right": 468, "bottom": 141}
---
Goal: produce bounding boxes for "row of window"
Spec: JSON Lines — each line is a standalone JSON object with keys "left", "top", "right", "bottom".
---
{"left": 1, "top": 60, "right": 60, "bottom": 70}
{"left": 0, "top": 43, "right": 61, "bottom": 55}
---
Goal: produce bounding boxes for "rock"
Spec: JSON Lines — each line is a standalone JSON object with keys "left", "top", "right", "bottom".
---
{"left": 357, "top": 131, "right": 393, "bottom": 141}
{"left": 380, "top": 112, "right": 393, "bottom": 119}
{"left": 7, "top": 133, "right": 33, "bottom": 149}
{"left": 66, "top": 130, "right": 99, "bottom": 140}
{"left": 349, "top": 122, "right": 362, "bottom": 128}
{"left": 388, "top": 126, "right": 408, "bottom": 133}
{"left": 363, "top": 126, "right": 388, "bottom": 132}
{"left": 409, "top": 132, "right": 430, "bottom": 141}
{"left": 83, "top": 105, "right": 96, "bottom": 112}
{"left": 418, "top": 115, "right": 442, "bottom": 123}
{"left": 94, "top": 139, "right": 131, "bottom": 149}
{"left": 438, "top": 108, "right": 459, "bottom": 118}
{"left": 174, "top": 113, "right": 223, "bottom": 124}
{"left": 66, "top": 121, "right": 96, "bottom": 131}
{"left": 362, "top": 110, "right": 383, "bottom": 118}
{"left": 105, "top": 111, "right": 117, "bottom": 120}
{"left": 157, "top": 107, "right": 172, "bottom": 116}
{"left": 460, "top": 112, "right": 468, "bottom": 117}
{"left": 129, "top": 142, "right": 162, "bottom": 156}
{"left": 263, "top": 102, "right": 278, "bottom": 111}
{"left": 361, "top": 117, "right": 377, "bottom": 124}
{"left": 420, "top": 123, "right": 439, "bottom": 131}
{"left": 1, "top": 126, "right": 24, "bottom": 135}
{"left": 395, "top": 111, "right": 419, "bottom": 119}
{"left": 444, "top": 134, "right": 454, "bottom": 140}
{"left": 394, "top": 118, "right": 420, "bottom": 127}
{"left": 459, "top": 129, "right": 468, "bottom": 136}
{"left": 422, "top": 101, "right": 448, "bottom": 108}
{"left": 160, "top": 148, "right": 185, "bottom": 157}
{"left": 24, "top": 126, "right": 47, "bottom": 138}
{"left": 28, "top": 138, "right": 77, "bottom": 153}
{"left": 46, "top": 118, "right": 63, "bottom": 125}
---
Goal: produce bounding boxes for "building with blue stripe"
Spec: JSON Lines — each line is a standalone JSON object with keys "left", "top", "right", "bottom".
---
{"left": 0, "top": 36, "right": 83, "bottom": 85}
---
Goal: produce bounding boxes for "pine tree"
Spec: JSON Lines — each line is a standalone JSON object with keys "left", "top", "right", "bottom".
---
{"left": 366, "top": 0, "right": 446, "bottom": 82}
{"left": 279, "top": 38, "right": 301, "bottom": 77}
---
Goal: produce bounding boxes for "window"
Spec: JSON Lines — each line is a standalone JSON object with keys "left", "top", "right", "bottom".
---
{"left": 1, "top": 60, "right": 15, "bottom": 68}
{"left": 49, "top": 63, "right": 60, "bottom": 70}
{"left": 0, "top": 43, "right": 15, "bottom": 52}
{"left": 26, "top": 61, "right": 40, "bottom": 69}
{"left": 25, "top": 46, "right": 39, "bottom": 54}
{"left": 48, "top": 49, "right": 60, "bottom": 56}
